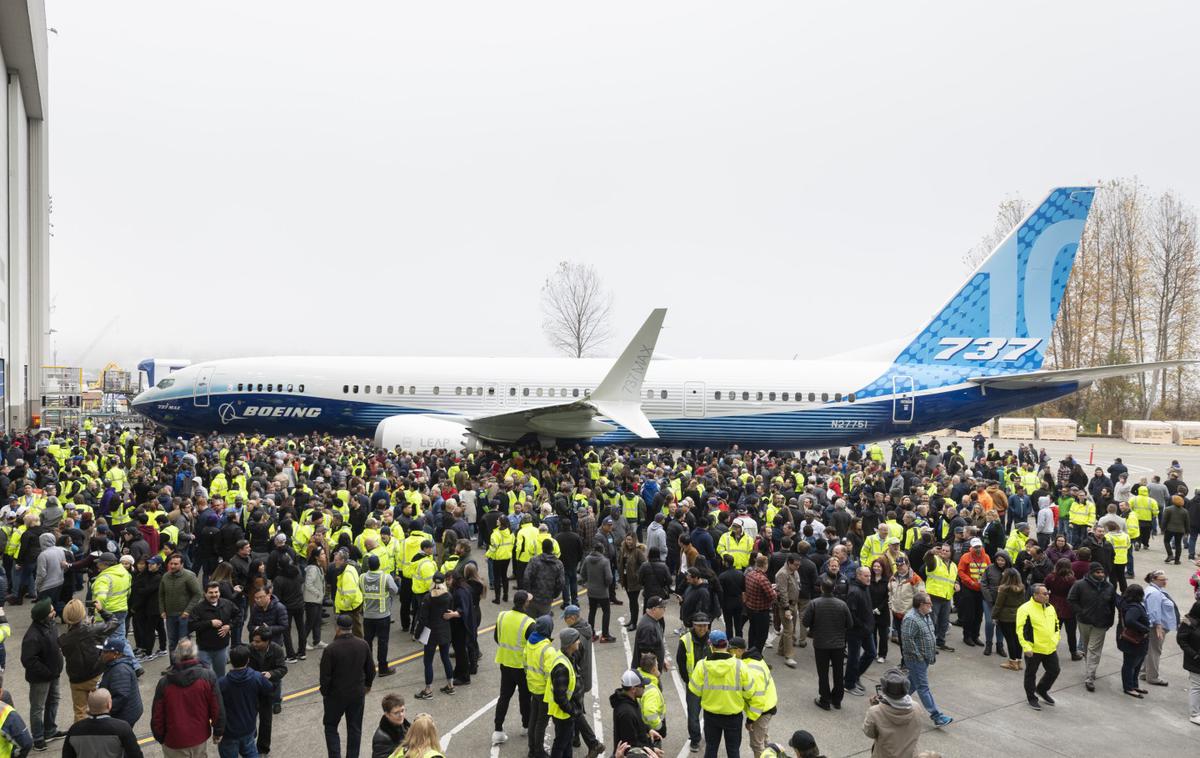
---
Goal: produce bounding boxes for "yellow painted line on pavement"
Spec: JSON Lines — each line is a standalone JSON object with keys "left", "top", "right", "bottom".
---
{"left": 135, "top": 588, "right": 590, "bottom": 745}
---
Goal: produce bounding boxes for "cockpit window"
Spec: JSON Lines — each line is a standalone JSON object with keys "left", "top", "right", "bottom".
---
{"left": 156, "top": 378, "right": 175, "bottom": 389}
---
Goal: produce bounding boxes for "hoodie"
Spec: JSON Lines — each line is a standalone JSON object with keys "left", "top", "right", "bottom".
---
{"left": 219, "top": 667, "right": 273, "bottom": 738}
{"left": 609, "top": 688, "right": 653, "bottom": 748}
{"left": 150, "top": 658, "right": 226, "bottom": 748}
{"left": 862, "top": 697, "right": 921, "bottom": 758}
{"left": 646, "top": 521, "right": 667, "bottom": 559}
{"left": 34, "top": 532, "right": 67, "bottom": 593}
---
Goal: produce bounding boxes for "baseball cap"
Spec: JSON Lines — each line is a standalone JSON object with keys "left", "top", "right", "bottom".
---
{"left": 727, "top": 636, "right": 746, "bottom": 650}
{"left": 789, "top": 731, "right": 817, "bottom": 751}
{"left": 102, "top": 639, "right": 125, "bottom": 654}
{"left": 620, "top": 670, "right": 650, "bottom": 688}
{"left": 644, "top": 596, "right": 666, "bottom": 610}
{"left": 690, "top": 613, "right": 710, "bottom": 625}
{"left": 969, "top": 537, "right": 983, "bottom": 548}
{"left": 562, "top": 604, "right": 581, "bottom": 618}
{"left": 708, "top": 629, "right": 727, "bottom": 645}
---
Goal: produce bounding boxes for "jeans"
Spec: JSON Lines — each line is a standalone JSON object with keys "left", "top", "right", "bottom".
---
{"left": 14, "top": 563, "right": 34, "bottom": 599}
{"left": 1188, "top": 528, "right": 1199, "bottom": 560}
{"left": 257, "top": 686, "right": 277, "bottom": 754}
{"left": 363, "top": 617, "right": 392, "bottom": 672}
{"left": 930, "top": 597, "right": 951, "bottom": 646}
{"left": 492, "top": 559, "right": 510, "bottom": 601}
{"left": 904, "top": 659, "right": 943, "bottom": 718}
{"left": 686, "top": 689, "right": 702, "bottom": 744}
{"left": 495, "top": 666, "right": 530, "bottom": 731}
{"left": 981, "top": 598, "right": 995, "bottom": 646}
{"left": 549, "top": 716, "right": 573, "bottom": 758}
{"left": 844, "top": 632, "right": 876, "bottom": 689}
{"left": 422, "top": 641, "right": 453, "bottom": 686}
{"left": 814, "top": 647, "right": 845, "bottom": 706}
{"left": 1024, "top": 651, "right": 1061, "bottom": 698}
{"left": 1165, "top": 532, "right": 1185, "bottom": 562}
{"left": 1120, "top": 644, "right": 1147, "bottom": 691}
{"left": 701, "top": 711, "right": 742, "bottom": 758}
{"left": 28, "top": 678, "right": 60, "bottom": 741}
{"left": 199, "top": 646, "right": 229, "bottom": 678}
{"left": 722, "top": 607, "right": 744, "bottom": 638}
{"left": 165, "top": 614, "right": 191, "bottom": 653}
{"left": 218, "top": 733, "right": 259, "bottom": 758}
{"left": 1070, "top": 524, "right": 1089, "bottom": 547}
{"left": 305, "top": 602, "right": 323, "bottom": 646}
{"left": 958, "top": 589, "right": 982, "bottom": 642}
{"left": 588, "top": 599, "right": 611, "bottom": 637}
{"left": 323, "top": 695, "right": 365, "bottom": 758}
{"left": 107, "top": 611, "right": 141, "bottom": 670}
{"left": 563, "top": 572, "right": 578, "bottom": 606}
{"left": 747, "top": 609, "right": 771, "bottom": 654}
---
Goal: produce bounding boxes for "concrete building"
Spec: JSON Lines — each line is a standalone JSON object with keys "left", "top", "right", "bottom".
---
{"left": 0, "top": 0, "right": 50, "bottom": 431}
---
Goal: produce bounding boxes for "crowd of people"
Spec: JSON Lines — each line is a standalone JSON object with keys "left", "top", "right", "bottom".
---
{"left": 0, "top": 425, "right": 1195, "bottom": 758}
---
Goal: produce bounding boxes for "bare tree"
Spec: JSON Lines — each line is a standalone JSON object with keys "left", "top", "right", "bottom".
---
{"left": 962, "top": 195, "right": 1029, "bottom": 270}
{"left": 540, "top": 261, "right": 613, "bottom": 358}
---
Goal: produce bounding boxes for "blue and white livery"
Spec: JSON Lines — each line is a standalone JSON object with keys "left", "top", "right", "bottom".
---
{"left": 131, "top": 187, "right": 1188, "bottom": 450}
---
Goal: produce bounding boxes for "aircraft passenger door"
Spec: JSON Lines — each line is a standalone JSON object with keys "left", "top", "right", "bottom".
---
{"left": 892, "top": 375, "right": 914, "bottom": 423}
{"left": 193, "top": 367, "right": 214, "bottom": 407}
{"left": 683, "top": 381, "right": 706, "bottom": 417}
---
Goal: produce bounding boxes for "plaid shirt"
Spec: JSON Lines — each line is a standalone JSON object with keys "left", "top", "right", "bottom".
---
{"left": 741, "top": 568, "right": 778, "bottom": 612}
{"left": 901, "top": 607, "right": 937, "bottom": 664}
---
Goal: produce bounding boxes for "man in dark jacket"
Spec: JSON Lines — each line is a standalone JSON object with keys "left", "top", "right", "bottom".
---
{"left": 843, "top": 566, "right": 876, "bottom": 697}
{"left": 249, "top": 625, "right": 289, "bottom": 755}
{"left": 320, "top": 615, "right": 376, "bottom": 758}
{"left": 98, "top": 640, "right": 143, "bottom": 729}
{"left": 21, "top": 598, "right": 65, "bottom": 748}
{"left": 801, "top": 577, "right": 853, "bottom": 710}
{"left": 631, "top": 597, "right": 667, "bottom": 671}
{"left": 187, "top": 581, "right": 242, "bottom": 677}
{"left": 219, "top": 645, "right": 273, "bottom": 758}
{"left": 248, "top": 585, "right": 290, "bottom": 649}
{"left": 58, "top": 597, "right": 120, "bottom": 723}
{"left": 525, "top": 541, "right": 565, "bottom": 618}
{"left": 1067, "top": 562, "right": 1116, "bottom": 692}
{"left": 556, "top": 525, "right": 583, "bottom": 606}
{"left": 609, "top": 670, "right": 659, "bottom": 750}
{"left": 150, "top": 638, "right": 225, "bottom": 753}
{"left": 62, "top": 689, "right": 143, "bottom": 758}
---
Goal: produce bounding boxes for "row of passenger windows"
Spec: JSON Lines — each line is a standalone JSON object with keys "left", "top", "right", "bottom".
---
{"left": 340, "top": 385, "right": 592, "bottom": 398}
{"left": 236, "top": 382, "right": 305, "bottom": 393}
{"left": 714, "top": 390, "right": 853, "bottom": 403}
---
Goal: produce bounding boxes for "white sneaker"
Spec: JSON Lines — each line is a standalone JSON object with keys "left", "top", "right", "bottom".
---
{"left": 785, "top": 658, "right": 798, "bottom": 668}
{"left": 315, "top": 641, "right": 328, "bottom": 648}
{"left": 492, "top": 731, "right": 508, "bottom": 745}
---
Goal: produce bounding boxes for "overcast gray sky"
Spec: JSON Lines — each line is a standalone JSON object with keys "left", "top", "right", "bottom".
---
{"left": 44, "top": 1, "right": 1200, "bottom": 372}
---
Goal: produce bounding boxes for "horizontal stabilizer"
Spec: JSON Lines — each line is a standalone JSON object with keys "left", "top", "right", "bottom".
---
{"left": 967, "top": 360, "right": 1197, "bottom": 390}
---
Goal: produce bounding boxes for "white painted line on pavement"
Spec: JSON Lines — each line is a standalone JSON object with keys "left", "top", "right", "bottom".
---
{"left": 442, "top": 695, "right": 499, "bottom": 751}
{"left": 591, "top": 635, "right": 604, "bottom": 738}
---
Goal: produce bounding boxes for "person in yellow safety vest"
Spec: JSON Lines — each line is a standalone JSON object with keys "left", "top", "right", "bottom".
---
{"left": 1020, "top": 465, "right": 1042, "bottom": 496}
{"left": 292, "top": 517, "right": 316, "bottom": 558}
{"left": 1102, "top": 522, "right": 1130, "bottom": 591}
{"left": 104, "top": 463, "right": 128, "bottom": 494}
{"left": 409, "top": 540, "right": 438, "bottom": 620}
{"left": 687, "top": 629, "right": 755, "bottom": 757}
{"left": 859, "top": 524, "right": 891, "bottom": 566}
{"left": 1016, "top": 583, "right": 1061, "bottom": 710}
{"left": 676, "top": 613, "right": 711, "bottom": 750}
{"left": 730, "top": 639, "right": 778, "bottom": 758}
{"left": 91, "top": 552, "right": 142, "bottom": 672}
{"left": 513, "top": 515, "right": 540, "bottom": 588}
{"left": 1067, "top": 495, "right": 1096, "bottom": 546}
{"left": 332, "top": 548, "right": 364, "bottom": 638}
{"left": 0, "top": 695, "right": 32, "bottom": 757}
{"left": 1006, "top": 524, "right": 1031, "bottom": 561}
{"left": 717, "top": 523, "right": 753, "bottom": 570}
{"left": 924, "top": 544, "right": 960, "bottom": 650}
{"left": 398, "top": 527, "right": 431, "bottom": 632}
{"left": 544, "top": 628, "right": 582, "bottom": 756}
{"left": 867, "top": 443, "right": 885, "bottom": 463}
{"left": 492, "top": 591, "right": 534, "bottom": 744}
{"left": 523, "top": 614, "right": 557, "bottom": 757}
{"left": 439, "top": 540, "right": 471, "bottom": 576}
{"left": 354, "top": 519, "right": 382, "bottom": 556}
{"left": 535, "top": 525, "right": 561, "bottom": 559}
{"left": 487, "top": 520, "right": 516, "bottom": 604}
{"left": 209, "top": 471, "right": 229, "bottom": 499}
{"left": 637, "top": 652, "right": 666, "bottom": 738}
{"left": 1129, "top": 485, "right": 1158, "bottom": 551}
{"left": 358, "top": 553, "right": 399, "bottom": 676}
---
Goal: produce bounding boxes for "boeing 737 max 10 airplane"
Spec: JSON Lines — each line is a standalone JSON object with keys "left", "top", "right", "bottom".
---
{"left": 132, "top": 186, "right": 1190, "bottom": 450}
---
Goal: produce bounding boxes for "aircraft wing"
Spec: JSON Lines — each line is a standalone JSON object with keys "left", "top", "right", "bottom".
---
{"left": 466, "top": 309, "right": 666, "bottom": 441}
{"left": 967, "top": 360, "right": 1197, "bottom": 390}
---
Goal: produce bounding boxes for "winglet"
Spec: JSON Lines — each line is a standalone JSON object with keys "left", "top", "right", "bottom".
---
{"left": 589, "top": 308, "right": 666, "bottom": 438}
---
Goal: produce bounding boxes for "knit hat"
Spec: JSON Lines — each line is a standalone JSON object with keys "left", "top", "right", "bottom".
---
{"left": 1089, "top": 561, "right": 1106, "bottom": 575}
{"left": 63, "top": 598, "right": 86, "bottom": 625}
{"left": 31, "top": 597, "right": 53, "bottom": 622}
{"left": 789, "top": 731, "right": 817, "bottom": 751}
{"left": 559, "top": 627, "right": 581, "bottom": 647}
{"left": 533, "top": 615, "right": 554, "bottom": 638}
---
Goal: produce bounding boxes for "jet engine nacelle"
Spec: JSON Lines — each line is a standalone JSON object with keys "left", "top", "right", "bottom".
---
{"left": 374, "top": 414, "right": 482, "bottom": 452}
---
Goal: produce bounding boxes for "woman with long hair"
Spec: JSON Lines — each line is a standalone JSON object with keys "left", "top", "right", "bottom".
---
{"left": 1116, "top": 583, "right": 1151, "bottom": 698}
{"left": 1044, "top": 558, "right": 1080, "bottom": 660}
{"left": 993, "top": 567, "right": 1026, "bottom": 671}
{"left": 393, "top": 713, "right": 443, "bottom": 758}
{"left": 415, "top": 573, "right": 457, "bottom": 699}
{"left": 869, "top": 557, "right": 892, "bottom": 663}
{"left": 980, "top": 551, "right": 1011, "bottom": 657}
{"left": 303, "top": 544, "right": 328, "bottom": 649}
{"left": 446, "top": 572, "right": 473, "bottom": 685}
